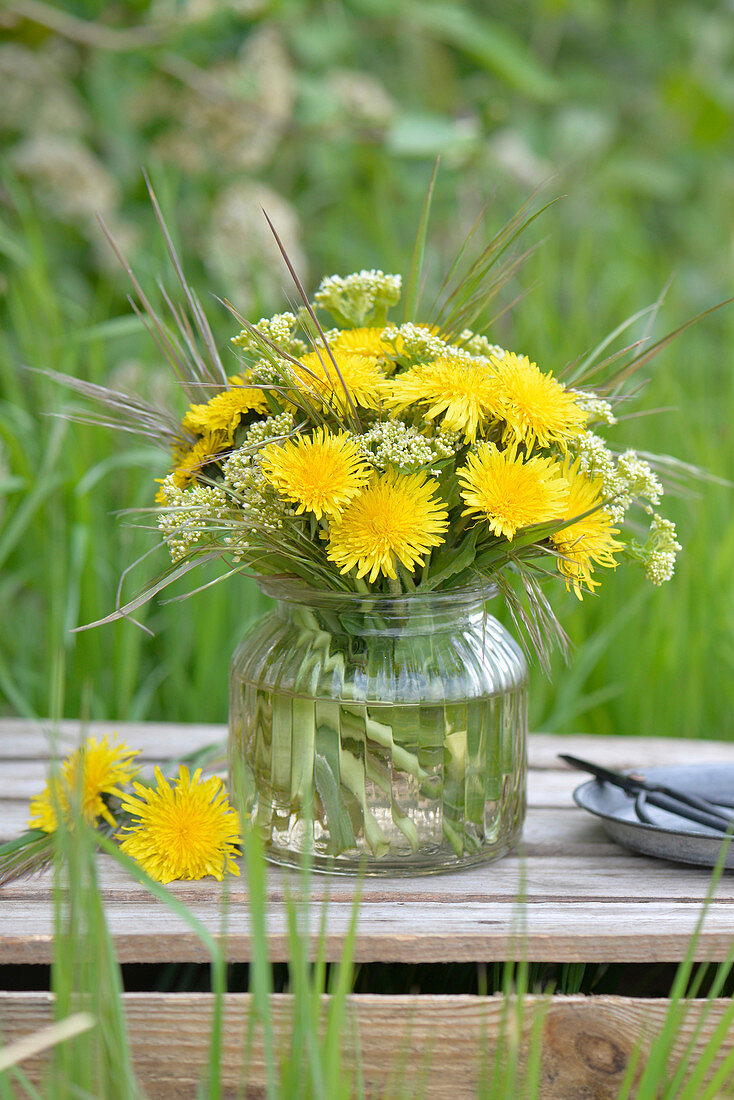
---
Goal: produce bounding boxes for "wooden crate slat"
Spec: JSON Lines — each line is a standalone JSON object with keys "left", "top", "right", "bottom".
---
{"left": 0, "top": 803, "right": 619, "bottom": 855}
{"left": 0, "top": 720, "right": 226, "bottom": 761}
{"left": 3, "top": 991, "right": 734, "bottom": 1099}
{"left": 5, "top": 719, "right": 734, "bottom": 768}
{"left": 0, "top": 761, "right": 591, "bottom": 808}
{"left": 3, "top": 850, "right": 728, "bottom": 906}
{"left": 4, "top": 894, "right": 734, "bottom": 965}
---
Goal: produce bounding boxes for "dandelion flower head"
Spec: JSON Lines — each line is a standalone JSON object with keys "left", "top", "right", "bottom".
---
{"left": 550, "top": 459, "right": 624, "bottom": 599}
{"left": 327, "top": 470, "right": 449, "bottom": 582}
{"left": 384, "top": 354, "right": 504, "bottom": 441}
{"left": 260, "top": 427, "right": 371, "bottom": 520}
{"left": 292, "top": 348, "right": 384, "bottom": 410}
{"left": 458, "top": 443, "right": 569, "bottom": 541}
{"left": 331, "top": 326, "right": 400, "bottom": 361}
{"left": 169, "top": 433, "right": 225, "bottom": 491}
{"left": 182, "top": 384, "right": 269, "bottom": 443}
{"left": 29, "top": 736, "right": 140, "bottom": 833}
{"left": 492, "top": 352, "right": 587, "bottom": 451}
{"left": 118, "top": 766, "right": 241, "bottom": 883}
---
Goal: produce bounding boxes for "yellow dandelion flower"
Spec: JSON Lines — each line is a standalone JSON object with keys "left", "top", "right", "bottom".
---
{"left": 182, "top": 385, "right": 269, "bottom": 443}
{"left": 384, "top": 355, "right": 504, "bottom": 441}
{"left": 29, "top": 736, "right": 140, "bottom": 833}
{"left": 550, "top": 459, "right": 624, "bottom": 599}
{"left": 167, "top": 433, "right": 226, "bottom": 492}
{"left": 260, "top": 428, "right": 371, "bottom": 520}
{"left": 458, "top": 443, "right": 569, "bottom": 541}
{"left": 492, "top": 352, "right": 587, "bottom": 451}
{"left": 293, "top": 349, "right": 384, "bottom": 410}
{"left": 331, "top": 327, "right": 401, "bottom": 359}
{"left": 327, "top": 470, "right": 449, "bottom": 582}
{"left": 226, "top": 371, "right": 252, "bottom": 388}
{"left": 118, "top": 766, "right": 241, "bottom": 883}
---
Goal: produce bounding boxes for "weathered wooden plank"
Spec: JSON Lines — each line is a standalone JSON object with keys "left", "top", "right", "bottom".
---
{"left": 5, "top": 723, "right": 732, "bottom": 815}
{"left": 0, "top": 760, "right": 587, "bottom": 808}
{"left": 529, "top": 733, "right": 734, "bottom": 769}
{"left": 0, "top": 760, "right": 709, "bottom": 813}
{"left": 0, "top": 803, "right": 617, "bottom": 856}
{"left": 0, "top": 801, "right": 29, "bottom": 839}
{"left": 4, "top": 723, "right": 734, "bottom": 967}
{"left": 3, "top": 850, "right": 728, "bottom": 907}
{"left": 2, "top": 992, "right": 734, "bottom": 1099}
{"left": 3, "top": 885, "right": 734, "bottom": 965}
{"left": 0, "top": 720, "right": 225, "bottom": 761}
{"left": 0, "top": 760, "right": 224, "bottom": 802}
{"left": 4, "top": 719, "right": 734, "bottom": 769}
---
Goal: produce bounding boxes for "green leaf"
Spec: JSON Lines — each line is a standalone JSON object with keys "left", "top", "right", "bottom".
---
{"left": 407, "top": 3, "right": 559, "bottom": 102}
{"left": 388, "top": 113, "right": 479, "bottom": 159}
{"left": 423, "top": 525, "right": 480, "bottom": 590}
{"left": 0, "top": 225, "right": 29, "bottom": 267}
{"left": 73, "top": 447, "right": 163, "bottom": 498}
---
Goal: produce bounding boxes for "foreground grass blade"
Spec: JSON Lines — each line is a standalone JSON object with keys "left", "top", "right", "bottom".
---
{"left": 239, "top": 821, "right": 278, "bottom": 1099}
{"left": 51, "top": 822, "right": 138, "bottom": 1099}
{"left": 95, "top": 833, "right": 229, "bottom": 1099}
{"left": 617, "top": 833, "right": 733, "bottom": 1100}
{"left": 0, "top": 1016, "right": 95, "bottom": 1077}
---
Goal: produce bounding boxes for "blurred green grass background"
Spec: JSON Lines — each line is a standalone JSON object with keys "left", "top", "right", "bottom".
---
{"left": 0, "top": 0, "right": 732, "bottom": 737}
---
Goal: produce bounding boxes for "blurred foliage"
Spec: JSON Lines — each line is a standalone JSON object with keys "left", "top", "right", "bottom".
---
{"left": 2, "top": 0, "right": 733, "bottom": 306}
{"left": 0, "top": 0, "right": 732, "bottom": 734}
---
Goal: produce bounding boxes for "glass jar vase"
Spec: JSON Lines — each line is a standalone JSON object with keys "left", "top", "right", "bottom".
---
{"left": 229, "top": 579, "right": 528, "bottom": 875}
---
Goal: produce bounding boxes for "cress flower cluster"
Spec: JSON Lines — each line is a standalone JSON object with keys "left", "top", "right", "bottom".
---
{"left": 156, "top": 271, "right": 680, "bottom": 601}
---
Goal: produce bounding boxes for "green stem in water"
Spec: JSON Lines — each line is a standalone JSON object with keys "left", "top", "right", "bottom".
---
{"left": 397, "top": 563, "right": 417, "bottom": 591}
{"left": 387, "top": 574, "right": 402, "bottom": 597}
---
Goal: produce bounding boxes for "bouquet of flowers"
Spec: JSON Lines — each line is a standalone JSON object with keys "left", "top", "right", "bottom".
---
{"left": 119, "top": 205, "right": 681, "bottom": 620}
{"left": 13, "top": 189, "right": 691, "bottom": 874}
{"left": 155, "top": 284, "right": 676, "bottom": 608}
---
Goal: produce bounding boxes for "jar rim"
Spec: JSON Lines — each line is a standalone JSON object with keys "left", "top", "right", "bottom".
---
{"left": 255, "top": 574, "right": 498, "bottom": 611}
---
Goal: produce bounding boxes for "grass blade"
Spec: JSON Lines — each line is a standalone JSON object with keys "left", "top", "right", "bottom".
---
{"left": 403, "top": 157, "right": 440, "bottom": 323}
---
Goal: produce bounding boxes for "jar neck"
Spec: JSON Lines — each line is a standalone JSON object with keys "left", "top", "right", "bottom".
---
{"left": 257, "top": 577, "right": 498, "bottom": 637}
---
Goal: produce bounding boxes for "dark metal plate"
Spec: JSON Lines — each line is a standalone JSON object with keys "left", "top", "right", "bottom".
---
{"left": 573, "top": 763, "right": 734, "bottom": 869}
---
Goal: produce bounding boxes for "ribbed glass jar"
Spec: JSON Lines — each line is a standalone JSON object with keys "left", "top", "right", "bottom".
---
{"left": 229, "top": 579, "right": 528, "bottom": 875}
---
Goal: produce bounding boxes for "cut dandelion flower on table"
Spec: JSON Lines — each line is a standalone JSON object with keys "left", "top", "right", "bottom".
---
{"left": 28, "top": 735, "right": 140, "bottom": 833}
{"left": 1, "top": 738, "right": 242, "bottom": 886}
{"left": 118, "top": 766, "right": 242, "bottom": 884}
{"left": 1, "top": 735, "right": 141, "bottom": 887}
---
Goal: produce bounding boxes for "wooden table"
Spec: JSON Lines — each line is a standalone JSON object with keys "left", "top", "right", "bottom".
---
{"left": 2, "top": 719, "right": 734, "bottom": 1097}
